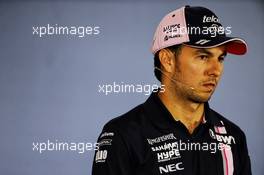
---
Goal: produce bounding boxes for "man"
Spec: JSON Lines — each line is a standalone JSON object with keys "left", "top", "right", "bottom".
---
{"left": 92, "top": 6, "right": 251, "bottom": 175}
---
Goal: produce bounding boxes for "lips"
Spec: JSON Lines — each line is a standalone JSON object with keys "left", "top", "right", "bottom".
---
{"left": 202, "top": 82, "right": 216, "bottom": 91}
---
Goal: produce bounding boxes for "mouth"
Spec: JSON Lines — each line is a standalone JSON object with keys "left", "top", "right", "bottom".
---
{"left": 202, "top": 82, "right": 216, "bottom": 91}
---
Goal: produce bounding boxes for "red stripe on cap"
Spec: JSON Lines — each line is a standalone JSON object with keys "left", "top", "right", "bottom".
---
{"left": 227, "top": 41, "right": 247, "bottom": 55}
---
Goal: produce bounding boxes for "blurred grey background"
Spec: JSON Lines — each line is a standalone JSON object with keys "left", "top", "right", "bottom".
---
{"left": 0, "top": 0, "right": 263, "bottom": 174}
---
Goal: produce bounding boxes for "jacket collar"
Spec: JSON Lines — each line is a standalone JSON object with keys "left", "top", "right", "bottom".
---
{"left": 143, "top": 91, "right": 223, "bottom": 130}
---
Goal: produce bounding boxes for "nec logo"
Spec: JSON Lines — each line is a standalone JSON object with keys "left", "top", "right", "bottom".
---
{"left": 159, "top": 162, "right": 184, "bottom": 174}
{"left": 203, "top": 15, "right": 219, "bottom": 23}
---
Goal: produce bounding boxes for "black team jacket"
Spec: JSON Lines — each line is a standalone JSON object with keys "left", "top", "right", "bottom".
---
{"left": 92, "top": 91, "right": 251, "bottom": 175}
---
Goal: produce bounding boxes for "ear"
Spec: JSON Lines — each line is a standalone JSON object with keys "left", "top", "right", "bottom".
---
{"left": 158, "top": 49, "right": 175, "bottom": 73}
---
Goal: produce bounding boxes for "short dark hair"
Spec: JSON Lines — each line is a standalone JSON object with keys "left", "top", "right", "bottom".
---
{"left": 154, "top": 45, "right": 182, "bottom": 82}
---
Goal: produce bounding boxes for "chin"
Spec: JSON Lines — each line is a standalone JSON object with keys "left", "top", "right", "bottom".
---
{"left": 185, "top": 88, "right": 214, "bottom": 103}
{"left": 189, "top": 94, "right": 212, "bottom": 103}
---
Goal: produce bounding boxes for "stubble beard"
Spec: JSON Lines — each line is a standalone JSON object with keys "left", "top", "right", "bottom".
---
{"left": 171, "top": 71, "right": 215, "bottom": 104}
{"left": 173, "top": 82, "right": 214, "bottom": 103}
{"left": 171, "top": 58, "right": 215, "bottom": 104}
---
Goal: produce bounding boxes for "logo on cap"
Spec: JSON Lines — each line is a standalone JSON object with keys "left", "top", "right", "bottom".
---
{"left": 202, "top": 15, "right": 219, "bottom": 23}
{"left": 195, "top": 39, "right": 211, "bottom": 45}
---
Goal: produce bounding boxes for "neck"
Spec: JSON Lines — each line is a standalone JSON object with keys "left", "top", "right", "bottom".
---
{"left": 158, "top": 88, "right": 205, "bottom": 134}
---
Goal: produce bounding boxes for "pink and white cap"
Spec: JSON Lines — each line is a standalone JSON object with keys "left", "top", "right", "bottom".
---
{"left": 151, "top": 6, "right": 247, "bottom": 55}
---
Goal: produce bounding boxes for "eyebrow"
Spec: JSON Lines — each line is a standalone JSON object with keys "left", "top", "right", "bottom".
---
{"left": 194, "top": 48, "right": 227, "bottom": 57}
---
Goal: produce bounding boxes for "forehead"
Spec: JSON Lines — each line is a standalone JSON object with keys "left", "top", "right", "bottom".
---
{"left": 181, "top": 45, "right": 227, "bottom": 56}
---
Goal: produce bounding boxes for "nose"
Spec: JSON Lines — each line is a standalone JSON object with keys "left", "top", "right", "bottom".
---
{"left": 205, "top": 59, "right": 223, "bottom": 77}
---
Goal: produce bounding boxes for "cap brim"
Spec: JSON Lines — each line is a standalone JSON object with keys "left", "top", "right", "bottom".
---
{"left": 184, "top": 36, "right": 247, "bottom": 55}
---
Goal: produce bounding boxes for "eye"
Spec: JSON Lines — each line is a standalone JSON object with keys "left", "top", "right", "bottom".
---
{"left": 218, "top": 56, "right": 226, "bottom": 63}
{"left": 198, "top": 55, "right": 209, "bottom": 60}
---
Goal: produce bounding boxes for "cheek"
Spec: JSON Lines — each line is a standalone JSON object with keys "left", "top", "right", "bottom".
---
{"left": 182, "top": 62, "right": 204, "bottom": 80}
{"left": 220, "top": 65, "right": 224, "bottom": 75}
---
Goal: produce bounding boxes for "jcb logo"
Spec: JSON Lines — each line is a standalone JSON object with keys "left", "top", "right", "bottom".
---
{"left": 95, "top": 150, "right": 108, "bottom": 163}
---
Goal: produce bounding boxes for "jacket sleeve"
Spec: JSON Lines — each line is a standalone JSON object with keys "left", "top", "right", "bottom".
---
{"left": 92, "top": 123, "right": 133, "bottom": 175}
{"left": 238, "top": 131, "right": 252, "bottom": 175}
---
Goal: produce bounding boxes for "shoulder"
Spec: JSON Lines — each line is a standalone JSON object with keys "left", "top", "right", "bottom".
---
{"left": 97, "top": 103, "right": 148, "bottom": 157}
{"left": 101, "top": 103, "right": 146, "bottom": 137}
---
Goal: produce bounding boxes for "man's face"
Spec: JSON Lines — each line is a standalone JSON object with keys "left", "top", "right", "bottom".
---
{"left": 172, "top": 45, "right": 226, "bottom": 103}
